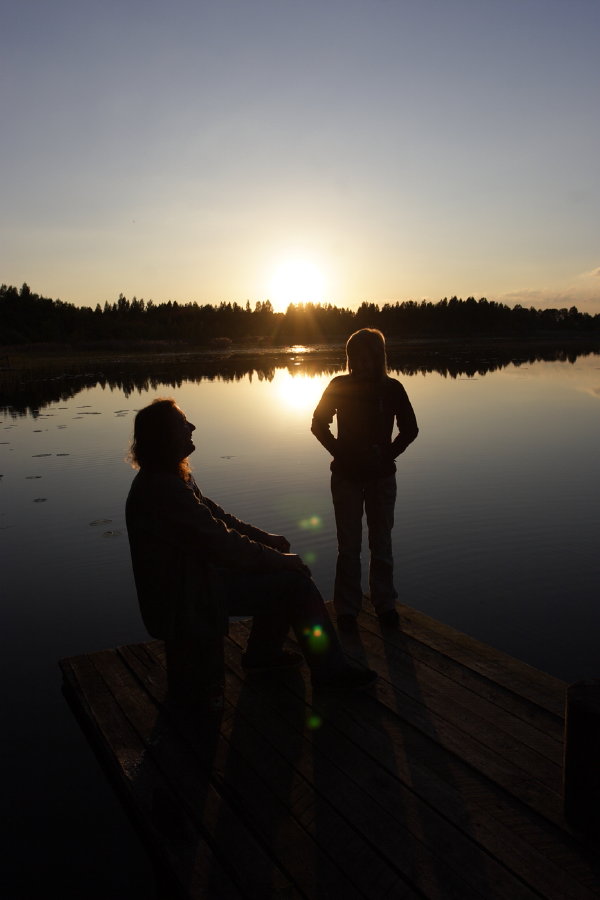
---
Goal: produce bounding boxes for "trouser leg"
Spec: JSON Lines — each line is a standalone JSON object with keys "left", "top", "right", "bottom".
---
{"left": 165, "top": 632, "right": 224, "bottom": 706}
{"left": 365, "top": 474, "right": 398, "bottom": 613}
{"left": 225, "top": 569, "right": 346, "bottom": 679}
{"left": 331, "top": 471, "right": 365, "bottom": 617}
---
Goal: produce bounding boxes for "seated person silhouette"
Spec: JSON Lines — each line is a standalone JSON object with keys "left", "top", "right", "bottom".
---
{"left": 125, "top": 398, "right": 376, "bottom": 709}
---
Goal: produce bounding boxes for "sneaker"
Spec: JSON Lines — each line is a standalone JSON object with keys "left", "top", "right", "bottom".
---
{"left": 241, "top": 649, "right": 304, "bottom": 673}
{"left": 378, "top": 609, "right": 399, "bottom": 629}
{"left": 314, "top": 665, "right": 378, "bottom": 693}
{"left": 337, "top": 614, "right": 359, "bottom": 634}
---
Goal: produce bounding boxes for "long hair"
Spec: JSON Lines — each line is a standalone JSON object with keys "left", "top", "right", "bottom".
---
{"left": 129, "top": 398, "right": 192, "bottom": 480}
{"left": 346, "top": 328, "right": 388, "bottom": 380}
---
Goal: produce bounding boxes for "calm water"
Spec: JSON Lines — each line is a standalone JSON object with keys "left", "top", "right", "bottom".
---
{"left": 2, "top": 346, "right": 600, "bottom": 895}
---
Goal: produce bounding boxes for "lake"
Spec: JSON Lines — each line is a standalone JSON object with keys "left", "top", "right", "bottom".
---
{"left": 2, "top": 343, "right": 600, "bottom": 896}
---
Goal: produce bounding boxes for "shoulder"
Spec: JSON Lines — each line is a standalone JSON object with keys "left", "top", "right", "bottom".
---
{"left": 326, "top": 374, "right": 350, "bottom": 390}
{"left": 329, "top": 374, "right": 354, "bottom": 393}
{"left": 316, "top": 374, "right": 349, "bottom": 402}
{"left": 130, "top": 468, "right": 184, "bottom": 487}
{"left": 384, "top": 376, "right": 409, "bottom": 399}
{"left": 128, "top": 469, "right": 193, "bottom": 501}
{"left": 385, "top": 375, "right": 404, "bottom": 390}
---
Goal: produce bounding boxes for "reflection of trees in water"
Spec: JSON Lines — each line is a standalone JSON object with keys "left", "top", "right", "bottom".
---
{"left": 390, "top": 344, "right": 591, "bottom": 379}
{"left": 2, "top": 342, "right": 599, "bottom": 417}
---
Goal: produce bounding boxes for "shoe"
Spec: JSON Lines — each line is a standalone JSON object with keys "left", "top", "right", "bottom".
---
{"left": 378, "top": 609, "right": 399, "bottom": 629}
{"left": 337, "top": 614, "right": 359, "bottom": 634}
{"left": 314, "top": 665, "right": 378, "bottom": 693}
{"left": 241, "top": 649, "right": 304, "bottom": 673}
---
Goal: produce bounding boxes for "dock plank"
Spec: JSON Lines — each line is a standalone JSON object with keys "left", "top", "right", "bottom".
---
{"left": 360, "top": 607, "right": 565, "bottom": 747}
{"left": 350, "top": 619, "right": 562, "bottom": 777}
{"left": 92, "top": 647, "right": 304, "bottom": 900}
{"left": 61, "top": 653, "right": 243, "bottom": 899}
{"left": 60, "top": 604, "right": 600, "bottom": 899}
{"left": 119, "top": 644, "right": 377, "bottom": 899}
{"left": 231, "top": 621, "right": 600, "bottom": 900}
{"left": 220, "top": 634, "right": 539, "bottom": 900}
{"left": 389, "top": 604, "right": 566, "bottom": 717}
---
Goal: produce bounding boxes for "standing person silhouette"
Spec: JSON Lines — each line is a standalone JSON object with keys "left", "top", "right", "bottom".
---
{"left": 126, "top": 397, "right": 376, "bottom": 710}
{"left": 311, "top": 328, "right": 418, "bottom": 633}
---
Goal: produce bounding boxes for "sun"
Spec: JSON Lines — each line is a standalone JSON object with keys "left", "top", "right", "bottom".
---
{"left": 268, "top": 258, "right": 327, "bottom": 312}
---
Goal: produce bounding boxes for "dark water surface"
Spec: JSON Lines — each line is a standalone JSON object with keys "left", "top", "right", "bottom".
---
{"left": 1, "top": 344, "right": 599, "bottom": 896}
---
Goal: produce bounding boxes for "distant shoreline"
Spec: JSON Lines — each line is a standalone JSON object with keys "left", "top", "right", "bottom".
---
{"left": 2, "top": 332, "right": 600, "bottom": 374}
{"left": 2, "top": 334, "right": 600, "bottom": 416}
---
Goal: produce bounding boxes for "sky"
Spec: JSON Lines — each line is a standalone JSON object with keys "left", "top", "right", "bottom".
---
{"left": 2, "top": 0, "right": 600, "bottom": 314}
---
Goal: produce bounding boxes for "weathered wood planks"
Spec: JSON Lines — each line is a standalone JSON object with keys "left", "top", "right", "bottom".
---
{"left": 59, "top": 602, "right": 600, "bottom": 899}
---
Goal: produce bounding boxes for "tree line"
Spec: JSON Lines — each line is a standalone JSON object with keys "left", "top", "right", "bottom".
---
{"left": 1, "top": 282, "right": 599, "bottom": 346}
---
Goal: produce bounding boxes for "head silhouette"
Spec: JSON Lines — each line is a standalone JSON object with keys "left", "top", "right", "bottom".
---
{"left": 130, "top": 398, "right": 195, "bottom": 479}
{"left": 346, "top": 328, "right": 388, "bottom": 381}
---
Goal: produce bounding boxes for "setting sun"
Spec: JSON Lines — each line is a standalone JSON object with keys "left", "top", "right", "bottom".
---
{"left": 268, "top": 258, "right": 327, "bottom": 312}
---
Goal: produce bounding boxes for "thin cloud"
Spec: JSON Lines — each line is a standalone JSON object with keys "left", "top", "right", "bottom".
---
{"left": 495, "top": 270, "right": 600, "bottom": 315}
{"left": 496, "top": 288, "right": 583, "bottom": 309}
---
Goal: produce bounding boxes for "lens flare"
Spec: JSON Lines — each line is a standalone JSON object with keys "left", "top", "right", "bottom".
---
{"left": 304, "top": 551, "right": 317, "bottom": 565}
{"left": 306, "top": 713, "right": 322, "bottom": 730}
{"left": 303, "top": 624, "right": 330, "bottom": 654}
{"left": 299, "top": 515, "right": 322, "bottom": 530}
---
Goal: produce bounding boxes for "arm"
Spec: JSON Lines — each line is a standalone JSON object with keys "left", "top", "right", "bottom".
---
{"left": 200, "top": 492, "right": 290, "bottom": 552}
{"left": 310, "top": 380, "right": 338, "bottom": 456}
{"left": 151, "top": 476, "right": 297, "bottom": 572}
{"left": 390, "top": 384, "right": 419, "bottom": 458}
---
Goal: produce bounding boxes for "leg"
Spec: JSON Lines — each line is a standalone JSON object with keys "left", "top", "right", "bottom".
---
{"left": 224, "top": 568, "right": 346, "bottom": 681}
{"left": 331, "top": 471, "right": 365, "bottom": 617}
{"left": 365, "top": 474, "right": 397, "bottom": 614}
{"left": 165, "top": 633, "right": 225, "bottom": 710}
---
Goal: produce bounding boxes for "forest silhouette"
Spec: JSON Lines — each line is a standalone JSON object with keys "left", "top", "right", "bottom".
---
{"left": 2, "top": 282, "right": 599, "bottom": 346}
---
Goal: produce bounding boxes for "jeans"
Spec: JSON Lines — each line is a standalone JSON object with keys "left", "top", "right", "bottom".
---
{"left": 222, "top": 568, "right": 346, "bottom": 680}
{"left": 331, "top": 470, "right": 397, "bottom": 617}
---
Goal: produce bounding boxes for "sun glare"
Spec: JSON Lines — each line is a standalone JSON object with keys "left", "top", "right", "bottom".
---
{"left": 276, "top": 370, "right": 324, "bottom": 412}
{"left": 268, "top": 258, "right": 327, "bottom": 312}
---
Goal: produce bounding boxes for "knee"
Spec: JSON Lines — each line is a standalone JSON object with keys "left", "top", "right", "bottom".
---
{"left": 338, "top": 545, "right": 361, "bottom": 559}
{"left": 285, "top": 571, "right": 322, "bottom": 606}
{"left": 368, "top": 530, "right": 393, "bottom": 555}
{"left": 371, "top": 557, "right": 393, "bottom": 574}
{"left": 283, "top": 569, "right": 314, "bottom": 593}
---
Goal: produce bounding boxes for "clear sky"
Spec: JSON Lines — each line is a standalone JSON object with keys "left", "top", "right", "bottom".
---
{"left": 2, "top": 0, "right": 599, "bottom": 313}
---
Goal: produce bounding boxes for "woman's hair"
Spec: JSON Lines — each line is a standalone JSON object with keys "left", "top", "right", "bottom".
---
{"left": 346, "top": 328, "right": 388, "bottom": 379}
{"left": 129, "top": 397, "right": 191, "bottom": 479}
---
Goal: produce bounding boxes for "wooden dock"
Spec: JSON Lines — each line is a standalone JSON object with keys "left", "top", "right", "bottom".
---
{"left": 59, "top": 604, "right": 600, "bottom": 899}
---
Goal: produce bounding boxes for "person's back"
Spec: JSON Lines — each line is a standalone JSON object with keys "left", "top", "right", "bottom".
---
{"left": 313, "top": 372, "right": 415, "bottom": 482}
{"left": 126, "top": 467, "right": 227, "bottom": 643}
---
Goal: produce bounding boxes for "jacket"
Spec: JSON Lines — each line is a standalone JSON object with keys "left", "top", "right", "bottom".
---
{"left": 311, "top": 374, "right": 418, "bottom": 481}
{"left": 125, "top": 469, "right": 290, "bottom": 642}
